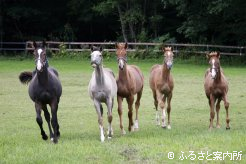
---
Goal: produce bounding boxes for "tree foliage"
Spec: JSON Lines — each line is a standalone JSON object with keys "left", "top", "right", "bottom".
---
{"left": 1, "top": 0, "right": 245, "bottom": 45}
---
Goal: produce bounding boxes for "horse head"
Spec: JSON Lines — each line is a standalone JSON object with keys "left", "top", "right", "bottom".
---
{"left": 116, "top": 42, "right": 128, "bottom": 70}
{"left": 33, "top": 41, "right": 48, "bottom": 72}
{"left": 207, "top": 51, "right": 220, "bottom": 79}
{"left": 90, "top": 46, "right": 103, "bottom": 68}
{"left": 163, "top": 46, "right": 174, "bottom": 70}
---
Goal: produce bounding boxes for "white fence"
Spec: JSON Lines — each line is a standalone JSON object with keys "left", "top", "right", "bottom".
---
{"left": 0, "top": 41, "right": 245, "bottom": 56}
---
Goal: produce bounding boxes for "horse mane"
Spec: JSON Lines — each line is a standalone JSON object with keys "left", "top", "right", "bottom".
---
{"left": 19, "top": 71, "right": 33, "bottom": 84}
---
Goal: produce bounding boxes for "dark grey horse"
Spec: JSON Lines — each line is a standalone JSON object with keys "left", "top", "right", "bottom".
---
{"left": 88, "top": 46, "right": 117, "bottom": 142}
{"left": 19, "top": 41, "right": 62, "bottom": 143}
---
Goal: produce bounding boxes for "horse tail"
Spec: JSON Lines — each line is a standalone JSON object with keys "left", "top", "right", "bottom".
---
{"left": 19, "top": 71, "right": 33, "bottom": 84}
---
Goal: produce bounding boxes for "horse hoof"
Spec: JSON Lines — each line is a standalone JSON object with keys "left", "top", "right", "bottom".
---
{"left": 216, "top": 125, "right": 221, "bottom": 129}
{"left": 226, "top": 127, "right": 230, "bottom": 130}
{"left": 130, "top": 126, "right": 135, "bottom": 132}
{"left": 121, "top": 129, "right": 126, "bottom": 135}
{"left": 108, "top": 136, "right": 112, "bottom": 140}
{"left": 51, "top": 138, "right": 58, "bottom": 144}
{"left": 42, "top": 134, "right": 48, "bottom": 140}
{"left": 167, "top": 125, "right": 171, "bottom": 129}
{"left": 161, "top": 123, "right": 167, "bottom": 128}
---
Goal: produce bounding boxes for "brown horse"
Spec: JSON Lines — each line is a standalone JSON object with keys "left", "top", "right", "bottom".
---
{"left": 115, "top": 42, "right": 144, "bottom": 134}
{"left": 204, "top": 51, "right": 230, "bottom": 130}
{"left": 149, "top": 47, "right": 174, "bottom": 129}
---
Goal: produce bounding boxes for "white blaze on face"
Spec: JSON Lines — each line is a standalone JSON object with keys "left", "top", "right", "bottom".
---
{"left": 166, "top": 51, "right": 173, "bottom": 68}
{"left": 37, "top": 49, "right": 43, "bottom": 71}
{"left": 211, "top": 59, "right": 216, "bottom": 78}
{"left": 119, "top": 58, "right": 124, "bottom": 69}
{"left": 167, "top": 51, "right": 171, "bottom": 56}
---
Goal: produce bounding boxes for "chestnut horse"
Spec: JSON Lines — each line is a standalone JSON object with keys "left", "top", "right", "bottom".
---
{"left": 115, "top": 43, "right": 144, "bottom": 134}
{"left": 204, "top": 51, "right": 230, "bottom": 130}
{"left": 149, "top": 47, "right": 174, "bottom": 129}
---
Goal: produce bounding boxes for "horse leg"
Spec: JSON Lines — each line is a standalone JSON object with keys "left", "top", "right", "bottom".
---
{"left": 134, "top": 88, "right": 143, "bottom": 130}
{"left": 100, "top": 104, "right": 103, "bottom": 117}
{"left": 50, "top": 100, "right": 59, "bottom": 143}
{"left": 42, "top": 104, "right": 55, "bottom": 140}
{"left": 126, "top": 95, "right": 134, "bottom": 132}
{"left": 167, "top": 92, "right": 172, "bottom": 129}
{"left": 209, "top": 94, "right": 215, "bottom": 130}
{"left": 35, "top": 103, "right": 48, "bottom": 140}
{"left": 117, "top": 96, "right": 126, "bottom": 135}
{"left": 216, "top": 99, "right": 221, "bottom": 128}
{"left": 94, "top": 100, "right": 104, "bottom": 142}
{"left": 152, "top": 90, "right": 160, "bottom": 125}
{"left": 156, "top": 91, "right": 166, "bottom": 128}
{"left": 106, "top": 98, "right": 113, "bottom": 139}
{"left": 223, "top": 95, "right": 230, "bottom": 130}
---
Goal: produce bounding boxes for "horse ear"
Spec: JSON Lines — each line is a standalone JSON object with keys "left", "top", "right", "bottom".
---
{"left": 217, "top": 51, "right": 220, "bottom": 58}
{"left": 115, "top": 43, "right": 118, "bottom": 48}
{"left": 99, "top": 46, "right": 103, "bottom": 52}
{"left": 33, "top": 41, "right": 37, "bottom": 49}
{"left": 206, "top": 53, "right": 210, "bottom": 59}
{"left": 125, "top": 42, "right": 128, "bottom": 49}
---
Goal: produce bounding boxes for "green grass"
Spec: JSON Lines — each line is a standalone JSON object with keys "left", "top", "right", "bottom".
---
{"left": 0, "top": 57, "right": 246, "bottom": 163}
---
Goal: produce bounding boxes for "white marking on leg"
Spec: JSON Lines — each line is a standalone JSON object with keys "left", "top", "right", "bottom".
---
{"left": 211, "top": 59, "right": 216, "bottom": 78}
{"left": 134, "top": 120, "right": 139, "bottom": 130}
{"left": 161, "top": 108, "right": 166, "bottom": 128}
{"left": 107, "top": 124, "right": 113, "bottom": 139}
{"left": 100, "top": 125, "right": 105, "bottom": 142}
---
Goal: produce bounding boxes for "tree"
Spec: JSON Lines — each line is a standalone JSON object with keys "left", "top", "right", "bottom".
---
{"left": 165, "top": 0, "right": 246, "bottom": 45}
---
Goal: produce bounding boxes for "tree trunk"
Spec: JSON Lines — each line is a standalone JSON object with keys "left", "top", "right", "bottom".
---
{"left": 117, "top": 5, "right": 128, "bottom": 42}
{"left": 128, "top": 22, "right": 136, "bottom": 42}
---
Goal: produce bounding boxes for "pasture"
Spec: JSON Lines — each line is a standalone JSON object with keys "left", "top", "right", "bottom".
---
{"left": 0, "top": 57, "right": 245, "bottom": 163}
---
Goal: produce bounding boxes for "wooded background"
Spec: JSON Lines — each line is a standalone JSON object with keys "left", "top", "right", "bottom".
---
{"left": 1, "top": 0, "right": 246, "bottom": 45}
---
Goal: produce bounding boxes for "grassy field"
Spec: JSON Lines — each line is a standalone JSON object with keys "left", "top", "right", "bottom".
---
{"left": 0, "top": 57, "right": 246, "bottom": 163}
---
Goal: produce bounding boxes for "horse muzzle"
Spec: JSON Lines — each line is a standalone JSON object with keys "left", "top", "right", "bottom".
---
{"left": 166, "top": 62, "right": 173, "bottom": 70}
{"left": 91, "top": 61, "right": 98, "bottom": 68}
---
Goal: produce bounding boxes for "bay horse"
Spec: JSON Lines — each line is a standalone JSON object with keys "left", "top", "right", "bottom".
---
{"left": 19, "top": 41, "right": 62, "bottom": 143}
{"left": 88, "top": 46, "right": 117, "bottom": 142}
{"left": 149, "top": 47, "right": 174, "bottom": 129}
{"left": 204, "top": 51, "right": 230, "bottom": 130}
{"left": 115, "top": 42, "right": 144, "bottom": 134}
